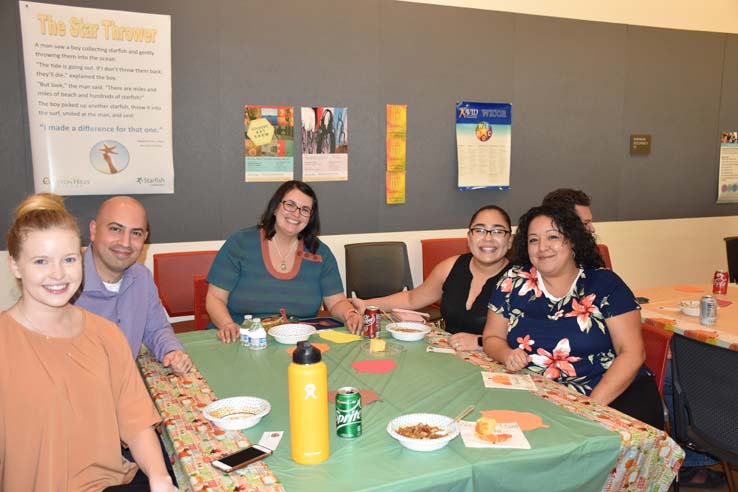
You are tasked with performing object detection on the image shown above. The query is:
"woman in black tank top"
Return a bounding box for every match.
[349,205,513,352]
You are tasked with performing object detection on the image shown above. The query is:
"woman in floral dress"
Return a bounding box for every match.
[482,205,663,429]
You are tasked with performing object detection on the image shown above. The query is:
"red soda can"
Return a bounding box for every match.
[363,306,380,338]
[713,270,728,295]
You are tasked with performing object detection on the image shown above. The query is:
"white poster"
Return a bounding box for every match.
[19,1,173,195]
[455,101,511,190]
[717,131,738,204]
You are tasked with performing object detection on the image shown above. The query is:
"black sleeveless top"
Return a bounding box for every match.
[440,254,511,335]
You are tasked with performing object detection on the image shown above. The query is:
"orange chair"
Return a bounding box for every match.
[153,251,218,317]
[642,320,673,396]
[596,243,613,270]
[193,274,211,330]
[420,238,469,280]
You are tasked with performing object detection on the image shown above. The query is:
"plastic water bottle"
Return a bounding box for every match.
[288,341,329,464]
[249,318,267,350]
[240,315,253,346]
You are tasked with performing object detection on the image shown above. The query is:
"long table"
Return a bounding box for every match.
[139,329,683,492]
[635,283,738,351]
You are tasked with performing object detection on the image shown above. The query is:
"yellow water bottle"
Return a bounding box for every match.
[288,341,329,464]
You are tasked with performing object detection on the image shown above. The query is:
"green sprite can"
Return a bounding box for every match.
[336,387,362,439]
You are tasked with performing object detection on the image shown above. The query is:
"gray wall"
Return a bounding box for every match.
[2,0,738,244]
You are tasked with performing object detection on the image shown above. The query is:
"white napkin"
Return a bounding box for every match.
[458,420,531,449]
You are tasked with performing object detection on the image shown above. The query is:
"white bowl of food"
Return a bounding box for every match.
[680,300,701,317]
[202,396,271,431]
[386,322,431,342]
[386,413,459,451]
[268,323,316,344]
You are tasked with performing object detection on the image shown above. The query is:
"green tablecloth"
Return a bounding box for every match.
[180,330,621,492]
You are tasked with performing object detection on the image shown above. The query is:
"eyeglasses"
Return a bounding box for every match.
[469,227,510,239]
[281,200,313,217]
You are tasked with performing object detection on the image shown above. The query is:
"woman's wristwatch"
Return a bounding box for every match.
[477,336,483,347]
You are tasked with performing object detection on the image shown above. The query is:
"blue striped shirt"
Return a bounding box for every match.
[208,226,343,321]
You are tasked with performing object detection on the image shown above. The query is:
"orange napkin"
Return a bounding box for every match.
[287,342,330,355]
[674,285,704,293]
[480,410,549,431]
[351,359,397,374]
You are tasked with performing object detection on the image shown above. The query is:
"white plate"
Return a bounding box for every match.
[202,396,271,431]
[268,323,316,344]
[387,413,459,451]
[360,340,406,357]
[386,322,431,342]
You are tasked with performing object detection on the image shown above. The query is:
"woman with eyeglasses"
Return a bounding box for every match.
[482,205,663,429]
[350,205,513,352]
[206,180,362,343]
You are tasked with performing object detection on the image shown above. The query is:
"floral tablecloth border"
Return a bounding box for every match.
[139,349,284,492]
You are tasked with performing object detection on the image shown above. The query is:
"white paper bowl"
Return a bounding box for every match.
[386,322,431,342]
[268,323,316,344]
[202,396,271,431]
[680,301,700,317]
[386,413,459,451]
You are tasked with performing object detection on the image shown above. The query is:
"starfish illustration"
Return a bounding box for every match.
[100,144,118,174]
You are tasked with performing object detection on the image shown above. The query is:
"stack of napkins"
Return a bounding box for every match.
[481,372,537,391]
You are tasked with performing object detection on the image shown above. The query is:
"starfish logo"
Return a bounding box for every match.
[90,140,130,175]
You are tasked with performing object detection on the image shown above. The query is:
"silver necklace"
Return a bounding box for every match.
[272,238,298,271]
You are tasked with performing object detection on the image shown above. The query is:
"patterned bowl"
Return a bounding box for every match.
[386,413,459,451]
[386,322,431,342]
[202,396,271,431]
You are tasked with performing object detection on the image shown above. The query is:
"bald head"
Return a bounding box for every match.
[95,196,147,224]
[89,196,149,283]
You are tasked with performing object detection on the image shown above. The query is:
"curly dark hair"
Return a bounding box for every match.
[468,204,511,230]
[511,205,604,269]
[541,188,591,209]
[259,180,321,253]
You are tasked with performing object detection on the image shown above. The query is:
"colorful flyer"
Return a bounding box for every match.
[244,105,294,182]
[386,171,406,204]
[717,131,738,203]
[386,104,407,204]
[301,107,348,182]
[456,101,512,190]
[386,104,407,172]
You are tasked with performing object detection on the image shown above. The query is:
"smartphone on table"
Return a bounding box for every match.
[211,444,272,473]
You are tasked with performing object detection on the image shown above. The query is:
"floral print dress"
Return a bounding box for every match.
[490,265,647,396]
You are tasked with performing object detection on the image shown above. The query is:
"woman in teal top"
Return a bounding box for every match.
[206,181,363,343]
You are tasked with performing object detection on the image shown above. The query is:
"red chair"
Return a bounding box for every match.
[153,251,218,332]
[642,320,673,396]
[420,238,469,280]
[596,244,613,270]
[193,275,211,330]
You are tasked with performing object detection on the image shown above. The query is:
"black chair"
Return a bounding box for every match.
[344,242,440,321]
[671,333,738,492]
[725,237,738,283]
[345,242,414,299]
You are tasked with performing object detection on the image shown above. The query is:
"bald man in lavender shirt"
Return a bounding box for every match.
[75,196,192,375]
